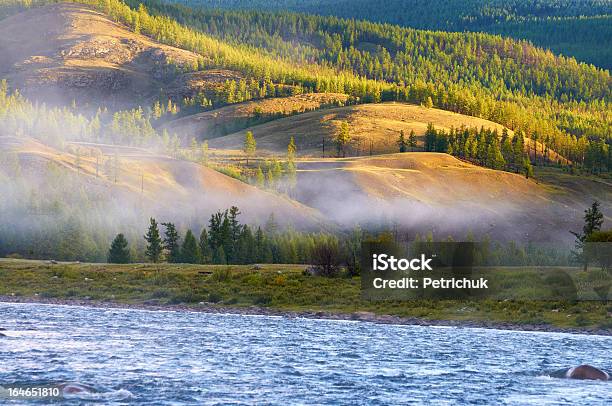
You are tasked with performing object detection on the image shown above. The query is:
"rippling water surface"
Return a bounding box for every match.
[1,302,610,405]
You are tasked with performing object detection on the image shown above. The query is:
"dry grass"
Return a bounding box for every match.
[206,102,504,155]
[1,135,324,228]
[0,3,203,107]
[163,92,349,139]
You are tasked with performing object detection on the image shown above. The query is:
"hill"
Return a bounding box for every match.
[0,135,324,231]
[0,2,226,107]
[203,102,565,164]
[162,93,349,140]
[292,153,612,242]
[176,0,612,70]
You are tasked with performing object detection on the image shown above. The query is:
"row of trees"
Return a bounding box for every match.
[110,206,355,266]
[174,0,612,69]
[5,0,609,158]
[421,124,533,177]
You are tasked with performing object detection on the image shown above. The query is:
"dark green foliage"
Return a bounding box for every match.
[108,233,131,263]
[176,0,612,69]
[162,222,181,263]
[398,130,407,153]
[571,201,605,270]
[199,228,212,264]
[144,218,163,263]
[181,229,201,263]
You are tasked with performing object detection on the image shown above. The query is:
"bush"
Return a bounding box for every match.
[309,239,341,277]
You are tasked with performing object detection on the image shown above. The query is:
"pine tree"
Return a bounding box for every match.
[181,229,201,264]
[335,121,351,157]
[200,140,209,166]
[408,130,417,152]
[287,136,297,161]
[162,222,181,263]
[255,165,265,187]
[424,123,437,152]
[144,218,162,263]
[213,246,227,264]
[199,228,212,264]
[424,96,434,108]
[522,157,533,179]
[398,130,407,153]
[571,201,605,271]
[243,131,256,165]
[108,233,130,263]
[227,206,242,262]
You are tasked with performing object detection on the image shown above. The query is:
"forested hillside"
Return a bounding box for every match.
[1,0,610,172]
[174,0,612,70]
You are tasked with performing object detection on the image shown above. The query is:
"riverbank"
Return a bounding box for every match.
[1,295,611,336]
[1,259,610,335]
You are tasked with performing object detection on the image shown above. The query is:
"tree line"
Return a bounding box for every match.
[3,0,609,162]
[175,0,612,70]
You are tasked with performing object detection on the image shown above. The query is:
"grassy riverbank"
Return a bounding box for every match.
[0,259,610,332]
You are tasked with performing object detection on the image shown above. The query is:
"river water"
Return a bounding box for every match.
[0,302,610,405]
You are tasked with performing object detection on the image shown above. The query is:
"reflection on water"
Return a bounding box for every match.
[0,303,610,405]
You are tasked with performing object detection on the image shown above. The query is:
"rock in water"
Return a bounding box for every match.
[58,382,97,395]
[566,365,609,381]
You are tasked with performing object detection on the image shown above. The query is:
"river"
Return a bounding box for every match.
[1,302,610,405]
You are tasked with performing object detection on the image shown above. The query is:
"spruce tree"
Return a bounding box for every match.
[108,233,131,264]
[571,201,605,271]
[287,136,297,161]
[255,166,265,187]
[335,121,351,157]
[244,131,256,165]
[408,130,417,151]
[144,218,162,263]
[424,123,437,152]
[199,228,212,264]
[398,130,407,153]
[162,222,181,263]
[181,230,201,264]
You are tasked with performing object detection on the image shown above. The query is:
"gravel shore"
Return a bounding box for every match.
[1,295,610,336]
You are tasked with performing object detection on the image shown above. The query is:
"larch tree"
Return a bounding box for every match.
[243,131,256,165]
[144,218,162,263]
[108,233,131,264]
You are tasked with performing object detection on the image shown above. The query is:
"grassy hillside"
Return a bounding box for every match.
[2,0,609,148]
[0,259,609,330]
[0,2,206,107]
[289,153,612,242]
[163,93,349,140]
[205,102,516,155]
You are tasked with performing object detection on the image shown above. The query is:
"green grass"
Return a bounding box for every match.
[0,259,609,330]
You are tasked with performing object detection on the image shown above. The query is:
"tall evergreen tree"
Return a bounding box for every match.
[162,222,181,263]
[199,228,212,264]
[181,229,201,264]
[408,130,417,152]
[335,121,351,158]
[398,130,407,153]
[144,218,162,263]
[108,233,131,263]
[243,131,256,165]
[571,201,605,270]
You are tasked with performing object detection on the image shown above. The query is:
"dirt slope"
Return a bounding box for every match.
[0,3,223,107]
[163,93,349,140]
[0,135,324,229]
[206,102,513,156]
[293,153,611,242]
